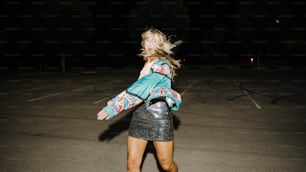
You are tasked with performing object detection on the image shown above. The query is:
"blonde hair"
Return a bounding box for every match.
[138,28,182,79]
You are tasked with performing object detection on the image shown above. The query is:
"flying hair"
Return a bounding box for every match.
[138,28,183,79]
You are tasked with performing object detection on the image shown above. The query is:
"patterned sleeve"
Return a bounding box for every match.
[147,87,182,111]
[103,90,142,119]
[103,73,166,118]
[102,61,171,119]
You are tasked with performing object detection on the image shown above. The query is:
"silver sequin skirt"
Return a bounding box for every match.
[128,101,174,141]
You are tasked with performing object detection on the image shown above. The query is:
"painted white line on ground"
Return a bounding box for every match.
[93,84,123,105]
[213,79,228,83]
[28,93,61,102]
[72,85,94,92]
[94,97,110,105]
[291,131,305,135]
[242,89,262,109]
[27,85,94,102]
[254,118,266,122]
[276,144,293,148]
[280,118,293,122]
[4,84,62,94]
[291,158,306,161]
[234,80,262,110]
[292,80,305,83]
[265,80,280,83]
[181,79,197,96]
[7,106,20,109]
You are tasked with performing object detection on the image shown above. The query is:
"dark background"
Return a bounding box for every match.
[1,0,306,70]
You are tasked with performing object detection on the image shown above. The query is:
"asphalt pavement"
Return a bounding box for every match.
[0,68,306,172]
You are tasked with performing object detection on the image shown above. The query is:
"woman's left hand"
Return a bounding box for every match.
[97,109,111,120]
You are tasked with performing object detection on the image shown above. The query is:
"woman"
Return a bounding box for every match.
[97,28,182,172]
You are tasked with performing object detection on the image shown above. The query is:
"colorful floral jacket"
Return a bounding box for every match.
[102,60,182,119]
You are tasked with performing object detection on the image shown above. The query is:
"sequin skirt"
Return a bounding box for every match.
[128,101,174,141]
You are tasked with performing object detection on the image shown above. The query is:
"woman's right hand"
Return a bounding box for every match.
[97,109,111,120]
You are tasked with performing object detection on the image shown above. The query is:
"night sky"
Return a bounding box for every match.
[1,0,306,69]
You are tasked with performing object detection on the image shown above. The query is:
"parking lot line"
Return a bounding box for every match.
[181,79,197,96]
[234,80,262,110]
[26,84,96,103]
[72,85,94,92]
[1,84,62,95]
[27,93,61,102]
[94,97,110,105]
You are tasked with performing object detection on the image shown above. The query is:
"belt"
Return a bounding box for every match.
[145,98,170,119]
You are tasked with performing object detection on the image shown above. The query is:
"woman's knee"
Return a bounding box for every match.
[159,158,177,171]
[127,136,148,170]
[127,156,142,170]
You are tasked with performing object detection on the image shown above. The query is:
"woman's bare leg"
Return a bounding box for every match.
[127,136,148,172]
[153,141,178,172]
